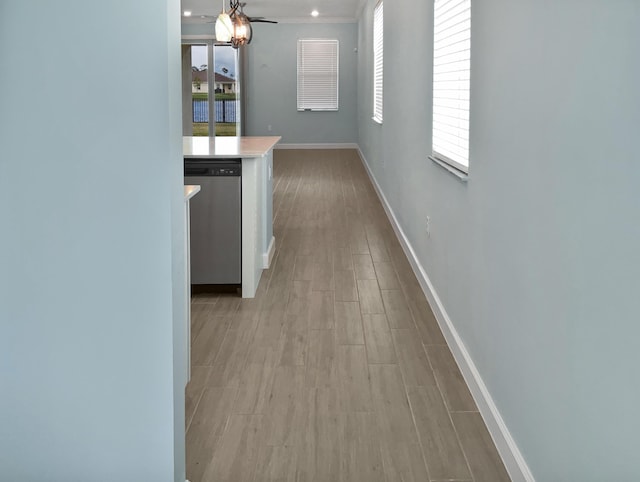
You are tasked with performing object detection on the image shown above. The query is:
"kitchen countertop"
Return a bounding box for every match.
[183,136,281,159]
[184,185,201,201]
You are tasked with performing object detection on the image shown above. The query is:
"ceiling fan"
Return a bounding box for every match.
[235,1,278,25]
[212,0,277,48]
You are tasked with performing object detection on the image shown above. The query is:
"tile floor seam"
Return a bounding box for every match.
[422,341,476,481]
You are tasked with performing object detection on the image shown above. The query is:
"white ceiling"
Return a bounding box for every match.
[181,0,364,23]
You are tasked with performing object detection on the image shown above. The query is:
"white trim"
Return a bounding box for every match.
[356,147,535,482]
[275,143,359,150]
[263,236,276,269]
[181,34,216,40]
[270,17,357,24]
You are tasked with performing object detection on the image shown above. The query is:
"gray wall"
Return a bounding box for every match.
[181,22,358,144]
[358,0,640,480]
[0,1,186,480]
[245,22,358,144]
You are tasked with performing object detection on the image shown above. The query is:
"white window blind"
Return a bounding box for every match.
[432,0,471,172]
[373,1,384,123]
[297,39,339,111]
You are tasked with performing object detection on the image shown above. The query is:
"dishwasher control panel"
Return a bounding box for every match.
[212,166,241,176]
[184,159,242,177]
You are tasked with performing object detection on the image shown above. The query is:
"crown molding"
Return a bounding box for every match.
[356,0,369,18]
[260,17,357,24]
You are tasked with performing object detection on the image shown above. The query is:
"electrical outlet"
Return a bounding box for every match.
[267,124,272,131]
[426,216,431,237]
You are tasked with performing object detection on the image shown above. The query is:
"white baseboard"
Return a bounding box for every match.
[263,236,276,269]
[356,147,535,482]
[275,143,359,150]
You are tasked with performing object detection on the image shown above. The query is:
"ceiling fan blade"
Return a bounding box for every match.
[248,18,278,23]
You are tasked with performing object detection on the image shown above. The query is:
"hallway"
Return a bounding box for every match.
[185,149,510,481]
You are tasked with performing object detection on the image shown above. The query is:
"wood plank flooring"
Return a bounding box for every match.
[186,149,511,482]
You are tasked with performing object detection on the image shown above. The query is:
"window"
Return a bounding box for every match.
[297,39,339,111]
[182,41,240,137]
[432,0,471,173]
[373,1,384,123]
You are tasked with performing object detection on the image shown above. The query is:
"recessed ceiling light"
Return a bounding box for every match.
[183,10,192,16]
[311,10,319,17]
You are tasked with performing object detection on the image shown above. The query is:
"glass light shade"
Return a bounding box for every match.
[231,13,252,47]
[215,12,233,42]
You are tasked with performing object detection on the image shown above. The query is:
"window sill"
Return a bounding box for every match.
[298,108,339,112]
[372,116,383,125]
[429,156,469,182]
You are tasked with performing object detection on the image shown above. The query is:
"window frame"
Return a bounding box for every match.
[296,38,340,112]
[431,0,471,174]
[372,0,384,124]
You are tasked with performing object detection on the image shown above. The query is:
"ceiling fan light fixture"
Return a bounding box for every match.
[231,13,252,48]
[215,1,275,48]
[229,2,253,49]
[215,12,233,42]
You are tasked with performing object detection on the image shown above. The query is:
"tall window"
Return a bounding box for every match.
[297,39,339,111]
[373,1,384,123]
[181,41,240,137]
[432,0,471,172]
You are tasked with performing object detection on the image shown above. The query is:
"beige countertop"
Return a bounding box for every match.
[184,185,201,201]
[183,136,281,159]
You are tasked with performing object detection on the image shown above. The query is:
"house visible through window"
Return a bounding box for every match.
[297,39,339,111]
[373,0,383,123]
[432,0,471,173]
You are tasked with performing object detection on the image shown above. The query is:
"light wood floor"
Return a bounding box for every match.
[186,149,511,482]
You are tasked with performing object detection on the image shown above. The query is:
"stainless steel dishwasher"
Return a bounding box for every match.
[184,159,241,285]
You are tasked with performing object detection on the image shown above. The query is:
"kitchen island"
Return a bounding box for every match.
[183,136,281,298]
